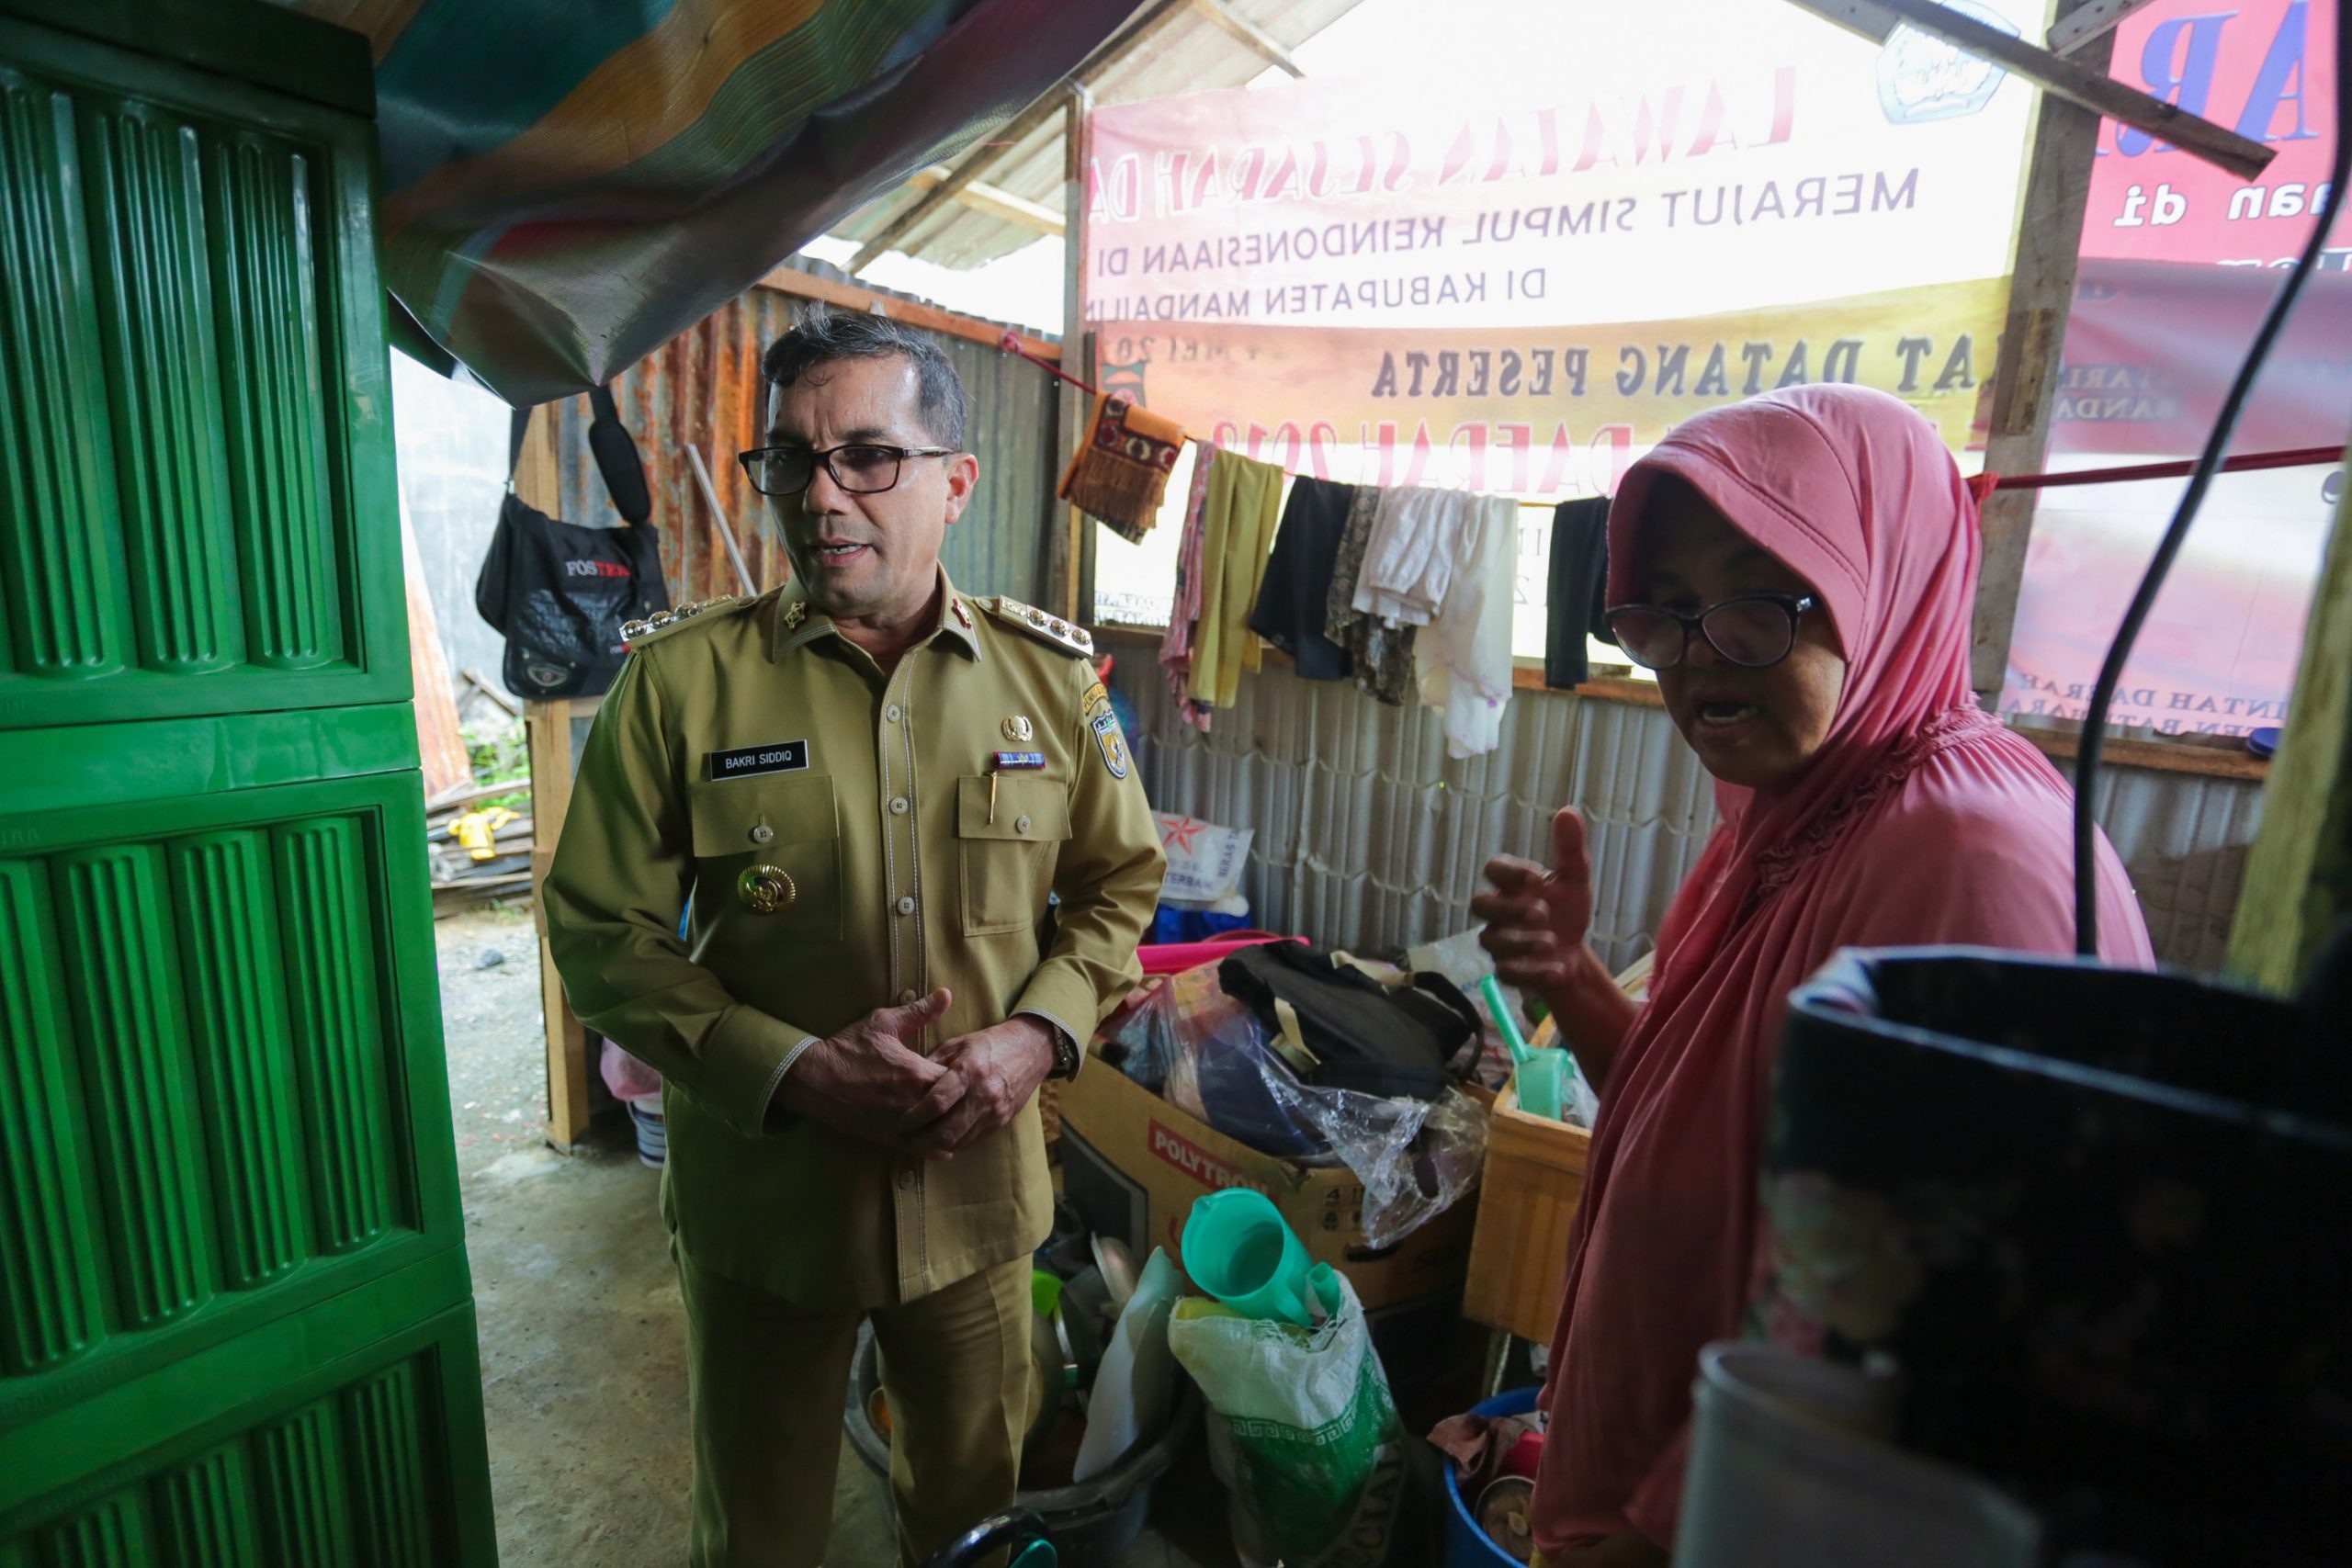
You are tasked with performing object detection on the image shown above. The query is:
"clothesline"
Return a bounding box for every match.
[996,332,2340,498]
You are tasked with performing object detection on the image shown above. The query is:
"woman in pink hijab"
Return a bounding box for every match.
[1473,384,2154,1566]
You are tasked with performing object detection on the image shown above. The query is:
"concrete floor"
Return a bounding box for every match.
[435,907,1235,1568]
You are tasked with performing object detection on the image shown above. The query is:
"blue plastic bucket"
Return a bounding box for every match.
[1442,1385,1542,1566]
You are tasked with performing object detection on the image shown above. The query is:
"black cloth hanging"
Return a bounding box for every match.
[1544,496,1613,688]
[474,389,670,700]
[1249,476,1357,680]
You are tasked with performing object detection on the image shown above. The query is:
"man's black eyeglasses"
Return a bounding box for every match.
[1603,593,1817,672]
[737,443,956,498]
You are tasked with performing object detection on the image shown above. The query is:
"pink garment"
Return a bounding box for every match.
[1530,386,2154,1557]
[1158,442,1218,732]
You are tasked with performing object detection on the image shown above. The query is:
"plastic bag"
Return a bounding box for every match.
[1108,965,1487,1247]
[1170,1269,1411,1567]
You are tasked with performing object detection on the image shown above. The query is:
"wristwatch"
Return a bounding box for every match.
[1043,1020,1082,1081]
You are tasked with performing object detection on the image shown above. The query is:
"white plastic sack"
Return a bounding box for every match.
[1169,1270,1407,1566]
[1155,812,1254,905]
[1073,1248,1182,1483]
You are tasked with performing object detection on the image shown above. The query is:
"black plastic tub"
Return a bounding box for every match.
[1757,946,2352,1565]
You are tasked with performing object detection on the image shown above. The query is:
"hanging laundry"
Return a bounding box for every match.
[1325,486,1418,706]
[1417,495,1521,758]
[1060,394,1184,542]
[1189,451,1287,710]
[1352,486,1471,626]
[1248,476,1356,681]
[1544,496,1613,689]
[1158,443,1220,732]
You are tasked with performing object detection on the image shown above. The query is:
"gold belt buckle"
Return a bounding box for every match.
[736,864,797,915]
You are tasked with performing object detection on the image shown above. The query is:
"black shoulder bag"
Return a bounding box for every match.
[474,387,671,699]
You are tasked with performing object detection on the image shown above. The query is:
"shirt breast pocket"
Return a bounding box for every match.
[955,775,1070,937]
[688,773,842,944]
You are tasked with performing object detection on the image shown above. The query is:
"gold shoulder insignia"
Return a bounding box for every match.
[621,594,756,650]
[978,595,1094,659]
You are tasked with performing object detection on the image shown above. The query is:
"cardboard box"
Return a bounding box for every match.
[1056,1053,1478,1312]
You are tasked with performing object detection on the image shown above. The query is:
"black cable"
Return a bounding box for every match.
[2073,0,2352,955]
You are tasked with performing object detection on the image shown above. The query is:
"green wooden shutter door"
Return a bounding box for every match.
[0,5,497,1562]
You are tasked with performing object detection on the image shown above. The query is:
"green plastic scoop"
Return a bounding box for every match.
[1482,974,1567,1122]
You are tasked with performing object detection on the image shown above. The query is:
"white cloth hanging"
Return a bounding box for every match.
[1417,494,1521,757]
[1351,485,1469,626]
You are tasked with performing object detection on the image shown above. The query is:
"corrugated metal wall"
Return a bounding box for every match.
[547,260,1060,606]
[1107,655,2260,976]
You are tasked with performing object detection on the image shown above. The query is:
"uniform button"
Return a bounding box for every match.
[898,1168,916,1191]
[885,703,903,723]
[1014,814,1032,835]
[899,988,919,1005]
[750,824,775,845]
[889,796,908,815]
[895,895,916,916]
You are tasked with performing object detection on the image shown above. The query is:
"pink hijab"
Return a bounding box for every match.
[1530,386,2154,1555]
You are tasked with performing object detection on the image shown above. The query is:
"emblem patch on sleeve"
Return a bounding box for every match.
[1089,709,1131,780]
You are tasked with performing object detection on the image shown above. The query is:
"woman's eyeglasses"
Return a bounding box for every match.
[736,442,956,497]
[1603,594,1817,672]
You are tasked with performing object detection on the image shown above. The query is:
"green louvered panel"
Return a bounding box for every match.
[150,1445,259,1568]
[0,67,129,686]
[253,1399,355,1565]
[0,7,491,1561]
[34,1492,148,1568]
[0,14,402,731]
[170,830,310,1291]
[344,1361,434,1568]
[52,843,216,1332]
[210,134,338,673]
[0,774,456,1425]
[0,857,105,1375]
[277,818,399,1252]
[3,1282,494,1563]
[81,97,242,677]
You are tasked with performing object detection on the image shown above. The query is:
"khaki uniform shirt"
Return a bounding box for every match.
[543,574,1164,1307]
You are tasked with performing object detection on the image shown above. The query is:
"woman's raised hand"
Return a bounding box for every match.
[1473,807,1597,1003]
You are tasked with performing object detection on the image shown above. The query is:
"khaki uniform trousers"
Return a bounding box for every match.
[677,1247,1034,1568]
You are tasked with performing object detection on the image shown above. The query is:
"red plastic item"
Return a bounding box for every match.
[1135,932,1292,976]
[1501,1428,1547,1480]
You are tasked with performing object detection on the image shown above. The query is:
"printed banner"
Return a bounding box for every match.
[2080,0,2339,267]
[1081,0,2042,490]
[1094,278,2007,496]
[2007,0,2345,735]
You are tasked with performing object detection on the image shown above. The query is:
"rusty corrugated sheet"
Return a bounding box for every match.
[548,261,1060,606]
[1106,654,2261,975]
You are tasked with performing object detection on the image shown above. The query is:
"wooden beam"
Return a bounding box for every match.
[754,265,1060,359]
[2047,0,2161,56]
[1785,0,2273,179]
[1057,85,1094,625]
[1188,0,1304,77]
[847,0,1191,274]
[1972,2,2113,695]
[908,166,1065,236]
[527,694,598,1152]
[2230,435,2352,992]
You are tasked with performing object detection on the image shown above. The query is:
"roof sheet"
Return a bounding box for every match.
[831,0,1367,270]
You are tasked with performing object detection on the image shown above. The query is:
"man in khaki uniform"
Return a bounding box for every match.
[543,310,1164,1567]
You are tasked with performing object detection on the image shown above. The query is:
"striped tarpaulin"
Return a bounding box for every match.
[295,0,1132,404]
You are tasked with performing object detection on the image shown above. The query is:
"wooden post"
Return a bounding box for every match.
[2228,435,2352,992]
[506,402,603,1151]
[1056,84,1095,624]
[526,695,594,1150]
[1971,6,2114,698]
